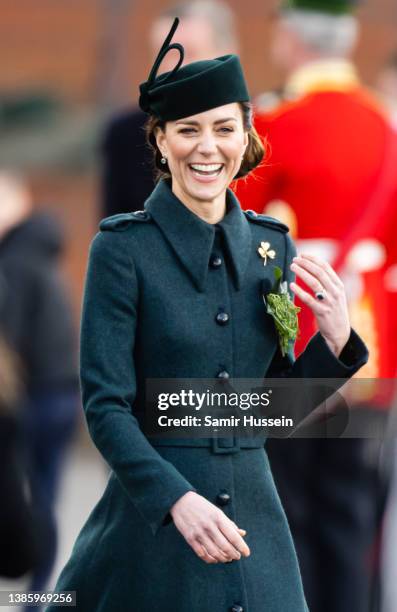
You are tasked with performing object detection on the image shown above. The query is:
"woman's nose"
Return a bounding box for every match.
[196,133,218,155]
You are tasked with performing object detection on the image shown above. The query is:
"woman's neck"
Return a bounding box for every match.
[171,181,227,225]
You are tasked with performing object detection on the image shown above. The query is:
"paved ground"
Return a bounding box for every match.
[1,440,396,611]
[0,439,107,612]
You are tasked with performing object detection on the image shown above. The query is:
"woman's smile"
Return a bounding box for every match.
[188,162,224,182]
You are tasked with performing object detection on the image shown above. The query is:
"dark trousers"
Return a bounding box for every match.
[267,437,388,612]
[22,390,78,612]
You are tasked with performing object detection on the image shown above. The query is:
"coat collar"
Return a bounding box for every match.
[144,179,252,292]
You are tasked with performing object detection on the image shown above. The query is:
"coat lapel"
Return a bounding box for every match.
[218,189,252,290]
[145,180,252,292]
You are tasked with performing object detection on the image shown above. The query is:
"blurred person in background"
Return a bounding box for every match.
[236,1,397,611]
[101,0,239,217]
[374,51,397,612]
[0,171,79,610]
[0,332,40,579]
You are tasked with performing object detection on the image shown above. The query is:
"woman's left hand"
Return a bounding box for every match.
[289,253,351,358]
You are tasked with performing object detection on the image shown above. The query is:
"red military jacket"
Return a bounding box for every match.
[235,60,397,390]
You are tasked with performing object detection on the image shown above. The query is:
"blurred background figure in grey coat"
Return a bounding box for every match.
[0,170,79,611]
[100,0,239,217]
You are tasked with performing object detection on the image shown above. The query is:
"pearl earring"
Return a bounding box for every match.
[161,156,167,164]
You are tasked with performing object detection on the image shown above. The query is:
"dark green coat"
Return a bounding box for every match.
[47,179,368,612]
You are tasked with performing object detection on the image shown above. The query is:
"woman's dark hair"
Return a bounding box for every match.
[144,101,266,181]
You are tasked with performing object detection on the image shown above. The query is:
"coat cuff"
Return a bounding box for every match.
[301,327,369,378]
[143,472,196,537]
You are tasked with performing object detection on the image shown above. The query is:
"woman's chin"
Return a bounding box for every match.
[187,185,225,203]
[183,177,229,202]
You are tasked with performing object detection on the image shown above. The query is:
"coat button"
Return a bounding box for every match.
[217,370,230,380]
[216,491,231,506]
[230,606,244,612]
[209,255,222,268]
[215,312,229,325]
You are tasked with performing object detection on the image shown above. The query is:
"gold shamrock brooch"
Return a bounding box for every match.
[258,241,276,265]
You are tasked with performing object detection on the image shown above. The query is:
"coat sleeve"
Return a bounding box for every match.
[80,231,196,536]
[264,233,369,430]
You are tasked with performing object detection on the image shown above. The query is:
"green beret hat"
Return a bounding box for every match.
[282,0,357,13]
[139,18,250,121]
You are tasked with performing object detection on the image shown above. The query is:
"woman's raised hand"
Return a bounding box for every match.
[289,253,351,357]
[170,491,250,564]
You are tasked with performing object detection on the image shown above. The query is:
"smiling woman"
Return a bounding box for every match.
[143,101,265,224]
[46,16,369,612]
[145,100,265,182]
[154,103,248,220]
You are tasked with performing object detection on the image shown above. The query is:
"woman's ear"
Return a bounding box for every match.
[154,126,167,159]
[243,131,249,149]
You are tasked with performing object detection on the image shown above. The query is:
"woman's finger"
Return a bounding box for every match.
[292,256,337,295]
[299,253,344,288]
[191,540,218,564]
[289,281,328,313]
[206,525,242,560]
[290,262,336,298]
[219,521,251,557]
[198,534,234,562]
[230,520,247,536]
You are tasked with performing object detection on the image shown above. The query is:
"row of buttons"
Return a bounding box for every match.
[211,251,244,612]
[212,253,229,379]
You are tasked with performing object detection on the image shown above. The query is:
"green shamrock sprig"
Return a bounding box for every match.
[264,266,301,357]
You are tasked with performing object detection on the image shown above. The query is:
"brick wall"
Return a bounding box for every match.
[0,0,101,103]
[0,0,396,106]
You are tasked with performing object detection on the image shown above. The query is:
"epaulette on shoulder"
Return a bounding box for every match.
[99,210,151,232]
[244,210,289,233]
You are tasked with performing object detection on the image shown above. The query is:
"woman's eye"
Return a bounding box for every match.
[179,128,196,134]
[218,127,234,133]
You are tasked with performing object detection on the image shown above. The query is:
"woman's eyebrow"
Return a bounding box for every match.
[214,117,238,124]
[175,117,238,126]
[175,120,199,125]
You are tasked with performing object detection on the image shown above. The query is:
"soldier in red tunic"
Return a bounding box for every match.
[235,1,397,611]
[236,1,397,375]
